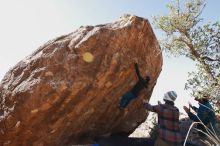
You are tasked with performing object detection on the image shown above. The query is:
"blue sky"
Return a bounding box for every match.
[0,0,219,111]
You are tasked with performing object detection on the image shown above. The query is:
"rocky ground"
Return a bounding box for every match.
[69,113,220,146]
[130,112,157,138]
[130,112,220,146]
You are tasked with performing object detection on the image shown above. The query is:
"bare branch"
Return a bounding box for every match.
[202,56,220,62]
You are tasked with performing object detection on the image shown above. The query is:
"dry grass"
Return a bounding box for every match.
[183,117,220,146]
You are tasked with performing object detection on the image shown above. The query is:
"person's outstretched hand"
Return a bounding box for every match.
[183,106,190,113]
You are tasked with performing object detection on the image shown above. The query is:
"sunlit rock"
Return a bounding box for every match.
[0,15,162,146]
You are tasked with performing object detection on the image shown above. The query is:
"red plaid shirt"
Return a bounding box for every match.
[144,103,182,145]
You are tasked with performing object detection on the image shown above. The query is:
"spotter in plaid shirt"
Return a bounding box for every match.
[144,102,182,145]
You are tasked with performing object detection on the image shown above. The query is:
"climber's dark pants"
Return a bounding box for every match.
[119,91,136,108]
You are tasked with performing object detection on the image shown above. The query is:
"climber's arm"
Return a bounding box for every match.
[191,106,198,113]
[134,63,142,80]
[187,112,200,122]
[134,63,151,88]
[143,76,150,88]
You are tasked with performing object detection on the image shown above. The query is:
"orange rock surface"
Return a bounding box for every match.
[0,15,162,146]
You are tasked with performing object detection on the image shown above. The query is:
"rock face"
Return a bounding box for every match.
[0,15,162,146]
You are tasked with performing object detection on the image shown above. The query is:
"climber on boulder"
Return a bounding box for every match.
[119,63,150,108]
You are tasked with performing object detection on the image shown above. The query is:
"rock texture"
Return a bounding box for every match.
[0,15,162,146]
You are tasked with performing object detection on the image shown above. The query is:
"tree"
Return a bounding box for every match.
[153,0,220,108]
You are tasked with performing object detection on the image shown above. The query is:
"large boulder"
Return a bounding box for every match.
[0,15,162,146]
